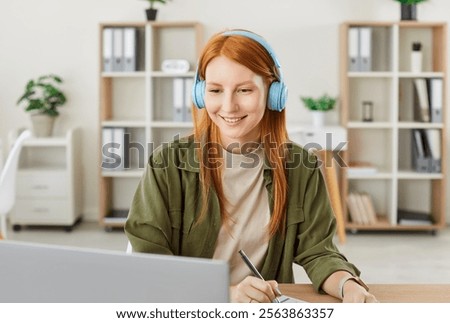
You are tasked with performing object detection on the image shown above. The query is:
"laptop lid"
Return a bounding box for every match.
[0,241,229,303]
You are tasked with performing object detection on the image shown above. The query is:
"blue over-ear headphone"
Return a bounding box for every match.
[191,30,288,112]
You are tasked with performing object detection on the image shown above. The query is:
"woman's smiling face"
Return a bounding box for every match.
[204,55,267,150]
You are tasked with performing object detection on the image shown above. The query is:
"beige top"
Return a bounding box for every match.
[213,147,270,285]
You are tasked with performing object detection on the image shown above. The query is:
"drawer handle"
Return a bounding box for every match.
[32,208,49,213]
[31,185,49,190]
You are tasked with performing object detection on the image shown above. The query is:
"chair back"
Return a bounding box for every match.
[0,130,32,214]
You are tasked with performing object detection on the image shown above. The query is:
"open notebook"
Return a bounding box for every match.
[0,240,229,302]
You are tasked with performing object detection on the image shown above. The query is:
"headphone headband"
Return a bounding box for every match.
[192,30,288,112]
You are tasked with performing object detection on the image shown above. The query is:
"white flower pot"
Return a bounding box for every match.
[311,111,325,127]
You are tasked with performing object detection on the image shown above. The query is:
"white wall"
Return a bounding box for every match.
[1,0,449,222]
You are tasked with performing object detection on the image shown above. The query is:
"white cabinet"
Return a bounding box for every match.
[99,21,203,229]
[10,128,82,231]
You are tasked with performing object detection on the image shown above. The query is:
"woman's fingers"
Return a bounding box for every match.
[230,276,279,303]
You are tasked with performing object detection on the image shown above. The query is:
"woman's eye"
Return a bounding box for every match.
[207,89,221,93]
[238,88,252,93]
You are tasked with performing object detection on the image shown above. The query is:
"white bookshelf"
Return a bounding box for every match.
[340,21,447,232]
[99,21,203,229]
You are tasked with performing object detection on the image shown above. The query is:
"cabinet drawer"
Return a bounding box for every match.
[17,172,67,197]
[12,199,71,224]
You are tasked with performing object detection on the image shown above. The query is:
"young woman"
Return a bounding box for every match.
[125,29,377,303]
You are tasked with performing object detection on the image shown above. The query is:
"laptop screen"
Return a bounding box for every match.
[0,241,229,303]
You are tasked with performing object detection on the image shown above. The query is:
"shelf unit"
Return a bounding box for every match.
[10,128,82,231]
[99,21,203,229]
[339,21,447,232]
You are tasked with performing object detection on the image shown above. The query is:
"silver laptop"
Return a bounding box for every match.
[0,240,229,303]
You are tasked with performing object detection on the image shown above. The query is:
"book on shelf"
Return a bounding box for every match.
[346,191,377,225]
[347,161,377,176]
[397,209,433,226]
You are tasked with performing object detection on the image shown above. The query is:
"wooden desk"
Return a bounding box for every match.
[280,284,450,303]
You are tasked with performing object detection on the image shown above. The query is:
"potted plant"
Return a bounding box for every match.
[140,0,168,21]
[394,0,428,21]
[300,94,337,127]
[17,74,67,137]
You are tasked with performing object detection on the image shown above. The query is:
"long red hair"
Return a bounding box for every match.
[193,30,289,237]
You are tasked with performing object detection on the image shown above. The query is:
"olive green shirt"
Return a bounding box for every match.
[125,137,360,292]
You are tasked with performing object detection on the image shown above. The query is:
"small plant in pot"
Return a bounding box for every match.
[17,74,67,137]
[301,94,337,127]
[140,0,168,21]
[394,0,428,21]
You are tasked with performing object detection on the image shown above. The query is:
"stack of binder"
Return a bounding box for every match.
[413,78,443,123]
[103,27,145,72]
[411,129,441,173]
[173,78,194,122]
[102,127,129,171]
[348,27,372,72]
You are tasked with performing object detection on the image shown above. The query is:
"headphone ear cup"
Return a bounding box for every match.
[192,80,206,109]
[267,81,287,112]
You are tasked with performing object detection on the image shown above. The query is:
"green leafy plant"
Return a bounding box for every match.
[17,74,67,117]
[394,0,427,4]
[301,94,337,112]
[140,0,168,9]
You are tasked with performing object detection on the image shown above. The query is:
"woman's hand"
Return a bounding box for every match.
[342,280,378,303]
[230,276,279,303]
[322,271,378,303]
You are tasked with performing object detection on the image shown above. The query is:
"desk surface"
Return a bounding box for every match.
[280,284,450,303]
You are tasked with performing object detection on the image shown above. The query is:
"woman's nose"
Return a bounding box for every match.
[221,92,238,112]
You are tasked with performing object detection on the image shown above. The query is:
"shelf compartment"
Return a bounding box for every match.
[398,77,444,124]
[100,177,140,224]
[397,179,444,227]
[150,23,201,72]
[347,178,395,226]
[100,24,146,73]
[151,77,194,123]
[101,127,147,172]
[348,78,393,123]
[345,25,393,72]
[347,128,394,173]
[399,25,446,73]
[398,128,442,174]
